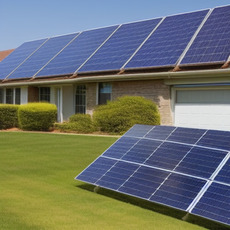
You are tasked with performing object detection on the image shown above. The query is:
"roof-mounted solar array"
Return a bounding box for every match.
[76,125,230,227]
[78,18,162,73]
[0,5,229,80]
[124,10,209,69]
[0,38,47,79]
[180,5,230,66]
[6,33,78,79]
[35,26,118,77]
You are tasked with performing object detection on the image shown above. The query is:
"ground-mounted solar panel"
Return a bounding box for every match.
[6,33,78,79]
[124,10,209,69]
[35,26,118,77]
[0,38,47,79]
[180,5,230,65]
[76,124,230,227]
[77,18,162,73]
[191,182,230,226]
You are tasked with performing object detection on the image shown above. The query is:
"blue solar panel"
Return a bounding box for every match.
[145,142,192,170]
[119,166,170,199]
[174,147,227,178]
[197,130,230,151]
[150,174,206,210]
[0,39,47,79]
[35,26,118,77]
[7,33,78,79]
[124,10,209,69]
[76,125,230,226]
[77,18,162,73]
[96,161,139,190]
[214,158,230,184]
[191,182,230,226]
[167,127,206,145]
[181,5,230,65]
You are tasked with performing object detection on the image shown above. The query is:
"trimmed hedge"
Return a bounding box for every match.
[0,104,19,129]
[55,114,96,133]
[18,103,57,131]
[93,96,160,134]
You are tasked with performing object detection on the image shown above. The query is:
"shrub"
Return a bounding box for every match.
[18,103,57,131]
[93,96,160,134]
[0,104,19,129]
[55,114,96,133]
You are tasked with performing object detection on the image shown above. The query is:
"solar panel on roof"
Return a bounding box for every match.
[35,26,118,77]
[0,39,47,79]
[180,5,230,65]
[76,124,230,226]
[124,10,209,69]
[77,18,162,73]
[6,33,78,79]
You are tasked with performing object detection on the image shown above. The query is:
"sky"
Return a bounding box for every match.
[1,0,230,51]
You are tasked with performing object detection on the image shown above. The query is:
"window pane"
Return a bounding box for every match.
[0,89,3,103]
[6,88,13,104]
[99,83,111,105]
[15,88,21,105]
[39,87,50,102]
[75,85,86,114]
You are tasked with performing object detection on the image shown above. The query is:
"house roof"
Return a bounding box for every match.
[0,49,14,62]
[0,5,230,85]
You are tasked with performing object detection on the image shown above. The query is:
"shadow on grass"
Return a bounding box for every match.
[77,183,230,230]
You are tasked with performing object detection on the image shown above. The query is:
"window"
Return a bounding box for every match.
[39,87,50,102]
[98,83,112,105]
[6,88,13,104]
[15,88,21,104]
[0,89,3,103]
[75,85,86,114]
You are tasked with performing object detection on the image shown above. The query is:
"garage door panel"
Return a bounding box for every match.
[175,101,230,131]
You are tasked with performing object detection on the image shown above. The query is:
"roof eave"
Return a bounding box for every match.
[0,68,230,87]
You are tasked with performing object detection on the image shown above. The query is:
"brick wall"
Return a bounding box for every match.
[112,80,172,125]
[85,80,172,125]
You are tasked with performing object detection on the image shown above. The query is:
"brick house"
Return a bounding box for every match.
[0,5,230,131]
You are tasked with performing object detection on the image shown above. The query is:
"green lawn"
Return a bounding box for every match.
[0,132,210,230]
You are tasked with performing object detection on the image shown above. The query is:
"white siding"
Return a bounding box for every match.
[62,85,74,121]
[20,87,28,104]
[175,89,230,131]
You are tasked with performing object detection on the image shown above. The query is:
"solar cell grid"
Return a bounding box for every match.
[191,182,230,226]
[36,26,118,77]
[0,39,47,79]
[150,173,206,210]
[181,5,230,65]
[214,158,230,184]
[7,33,78,79]
[125,10,209,69]
[78,18,162,73]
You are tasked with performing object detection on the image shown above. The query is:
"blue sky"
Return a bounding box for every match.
[1,0,230,50]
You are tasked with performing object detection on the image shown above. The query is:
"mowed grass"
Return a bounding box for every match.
[0,132,208,230]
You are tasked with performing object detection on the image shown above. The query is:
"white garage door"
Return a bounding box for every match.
[175,89,230,131]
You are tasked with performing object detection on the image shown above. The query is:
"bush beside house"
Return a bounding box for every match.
[18,103,57,131]
[93,96,160,134]
[0,104,19,129]
[55,114,96,133]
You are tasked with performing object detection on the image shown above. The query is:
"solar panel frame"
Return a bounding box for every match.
[0,38,48,80]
